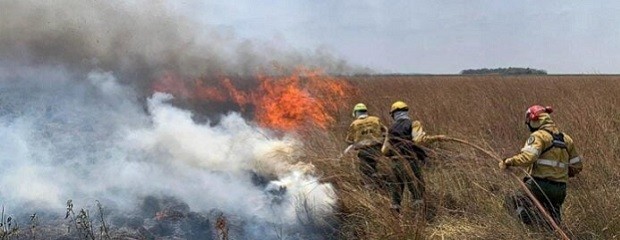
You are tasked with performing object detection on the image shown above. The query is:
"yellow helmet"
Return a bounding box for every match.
[390,101,408,114]
[352,103,368,117]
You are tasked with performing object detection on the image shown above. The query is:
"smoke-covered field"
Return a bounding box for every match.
[0,67,344,239]
[0,1,351,239]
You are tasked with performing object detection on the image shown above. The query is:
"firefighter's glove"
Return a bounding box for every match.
[568,167,578,178]
[498,158,509,170]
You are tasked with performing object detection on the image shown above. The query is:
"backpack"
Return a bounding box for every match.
[539,129,568,156]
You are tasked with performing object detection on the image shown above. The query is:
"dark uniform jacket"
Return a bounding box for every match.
[383,117,427,162]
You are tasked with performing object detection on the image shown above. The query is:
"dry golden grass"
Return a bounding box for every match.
[304,75,620,240]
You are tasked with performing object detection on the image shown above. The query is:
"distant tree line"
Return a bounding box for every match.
[460,67,547,75]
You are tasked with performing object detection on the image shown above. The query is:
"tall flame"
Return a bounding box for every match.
[151,68,351,131]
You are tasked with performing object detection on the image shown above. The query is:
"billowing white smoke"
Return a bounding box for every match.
[128,92,336,221]
[0,67,336,237]
[0,1,344,237]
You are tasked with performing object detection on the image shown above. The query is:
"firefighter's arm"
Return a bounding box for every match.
[566,135,583,177]
[381,137,390,155]
[412,120,443,144]
[381,126,395,156]
[504,134,544,167]
[412,121,429,144]
[381,123,388,138]
[345,124,355,144]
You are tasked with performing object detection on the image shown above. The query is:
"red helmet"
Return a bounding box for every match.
[525,105,553,122]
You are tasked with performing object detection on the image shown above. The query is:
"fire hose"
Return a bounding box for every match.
[433,135,570,240]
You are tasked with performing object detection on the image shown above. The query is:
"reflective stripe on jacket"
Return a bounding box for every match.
[505,124,582,183]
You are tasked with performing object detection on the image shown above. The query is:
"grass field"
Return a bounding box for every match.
[304,75,620,239]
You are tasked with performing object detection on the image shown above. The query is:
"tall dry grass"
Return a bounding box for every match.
[303,75,620,239]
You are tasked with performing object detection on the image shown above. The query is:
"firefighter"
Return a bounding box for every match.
[382,101,442,213]
[500,105,583,226]
[345,103,388,188]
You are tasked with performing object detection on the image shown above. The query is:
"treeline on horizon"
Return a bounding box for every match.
[460,67,547,75]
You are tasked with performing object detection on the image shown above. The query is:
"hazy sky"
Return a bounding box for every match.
[169,1,619,74]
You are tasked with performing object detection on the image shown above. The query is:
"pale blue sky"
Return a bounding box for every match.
[169,1,620,74]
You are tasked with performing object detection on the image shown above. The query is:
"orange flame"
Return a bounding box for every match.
[152,68,351,132]
[252,69,348,131]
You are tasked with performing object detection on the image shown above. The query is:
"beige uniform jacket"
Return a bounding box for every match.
[505,124,583,183]
[346,115,387,148]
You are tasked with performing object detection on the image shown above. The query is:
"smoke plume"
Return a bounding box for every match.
[0,68,337,238]
[0,0,365,90]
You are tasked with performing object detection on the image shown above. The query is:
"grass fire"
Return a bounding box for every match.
[152,68,351,132]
